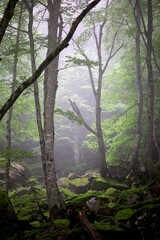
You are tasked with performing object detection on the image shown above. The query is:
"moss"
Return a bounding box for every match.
[67,190,101,206]
[53,218,69,226]
[105,187,117,196]
[93,177,128,190]
[0,157,6,167]
[69,177,89,187]
[115,208,133,220]
[93,221,124,232]
[108,202,118,209]
[60,188,77,199]
[119,187,142,199]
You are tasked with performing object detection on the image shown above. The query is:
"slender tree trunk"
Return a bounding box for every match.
[146,0,157,180]
[73,133,81,166]
[24,0,46,179]
[5,2,23,194]
[95,76,109,177]
[44,0,65,219]
[131,0,143,177]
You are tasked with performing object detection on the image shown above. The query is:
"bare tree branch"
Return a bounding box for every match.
[0,0,102,121]
[102,21,124,74]
[69,99,97,136]
[0,0,19,44]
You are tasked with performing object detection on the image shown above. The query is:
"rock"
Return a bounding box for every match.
[69,182,90,194]
[82,170,100,178]
[127,192,143,205]
[0,162,27,189]
[108,166,129,182]
[129,204,160,240]
[57,177,69,188]
[68,173,81,180]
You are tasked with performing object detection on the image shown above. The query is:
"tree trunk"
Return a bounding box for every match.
[131,0,143,177]
[95,89,109,177]
[44,0,65,219]
[24,0,46,179]
[5,2,23,194]
[146,0,157,180]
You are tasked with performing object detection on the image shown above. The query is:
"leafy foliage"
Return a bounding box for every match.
[54,108,84,125]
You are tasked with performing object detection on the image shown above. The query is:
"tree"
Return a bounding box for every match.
[23,0,46,181]
[134,0,159,179]
[130,0,143,177]
[43,0,65,219]
[69,0,123,177]
[5,1,23,193]
[145,0,157,179]
[0,0,19,44]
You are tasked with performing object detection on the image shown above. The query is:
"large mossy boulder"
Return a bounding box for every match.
[91,177,128,191]
[0,189,17,237]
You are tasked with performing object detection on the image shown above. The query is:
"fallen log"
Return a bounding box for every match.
[78,211,102,240]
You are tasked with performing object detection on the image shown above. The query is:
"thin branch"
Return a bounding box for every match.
[69,99,97,136]
[8,24,28,33]
[129,0,147,46]
[102,21,124,74]
[72,39,97,96]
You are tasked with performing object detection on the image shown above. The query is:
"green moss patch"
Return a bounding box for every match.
[69,177,89,187]
[115,208,133,220]
[53,218,69,226]
[94,221,124,232]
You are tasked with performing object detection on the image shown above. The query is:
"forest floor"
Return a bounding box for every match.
[1,170,160,240]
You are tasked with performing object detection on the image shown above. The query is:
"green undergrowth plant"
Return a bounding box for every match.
[9,181,48,221]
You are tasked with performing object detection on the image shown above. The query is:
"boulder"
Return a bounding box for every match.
[108,166,129,182]
[68,173,81,180]
[0,162,27,189]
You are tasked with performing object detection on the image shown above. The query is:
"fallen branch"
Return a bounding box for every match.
[78,211,102,240]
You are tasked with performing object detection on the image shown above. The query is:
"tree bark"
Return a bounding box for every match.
[5,1,23,193]
[43,0,65,219]
[0,0,19,44]
[146,0,157,180]
[24,0,46,179]
[0,0,102,121]
[131,0,143,177]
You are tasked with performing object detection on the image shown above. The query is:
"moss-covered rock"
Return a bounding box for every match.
[68,178,90,194]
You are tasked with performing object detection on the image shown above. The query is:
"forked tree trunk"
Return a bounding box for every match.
[44,0,65,218]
